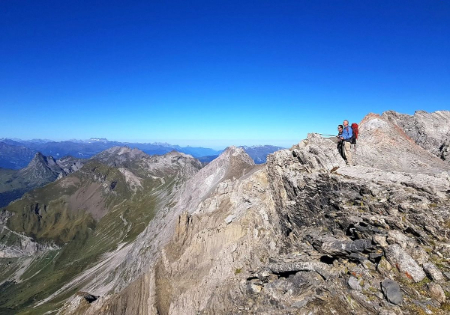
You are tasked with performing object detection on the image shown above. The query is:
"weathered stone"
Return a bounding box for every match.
[361,260,375,271]
[224,214,235,224]
[248,282,263,294]
[373,234,388,247]
[80,292,98,304]
[387,230,412,249]
[427,282,446,303]
[385,244,426,282]
[381,279,403,305]
[423,262,444,282]
[377,257,393,274]
[320,238,373,257]
[378,308,402,315]
[348,276,362,291]
[409,245,429,266]
[266,261,333,280]
[383,110,450,160]
[369,251,384,262]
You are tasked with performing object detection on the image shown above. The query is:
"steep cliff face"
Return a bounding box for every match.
[61,111,450,315]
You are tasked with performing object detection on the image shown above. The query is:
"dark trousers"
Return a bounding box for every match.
[337,140,346,161]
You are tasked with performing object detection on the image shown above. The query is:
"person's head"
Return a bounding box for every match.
[338,125,343,132]
[343,120,349,127]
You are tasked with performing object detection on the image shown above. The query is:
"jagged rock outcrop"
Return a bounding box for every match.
[18,152,63,182]
[80,147,256,296]
[382,110,450,161]
[5,111,450,314]
[354,113,449,172]
[56,156,85,177]
[92,146,202,180]
[92,146,149,167]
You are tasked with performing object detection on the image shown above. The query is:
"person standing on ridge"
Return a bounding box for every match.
[340,120,353,166]
[337,125,346,162]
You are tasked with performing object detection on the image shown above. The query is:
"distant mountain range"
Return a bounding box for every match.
[0,141,284,207]
[0,138,285,169]
[0,142,35,169]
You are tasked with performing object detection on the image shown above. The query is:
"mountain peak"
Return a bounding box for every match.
[92,146,148,166]
[18,152,62,184]
[29,152,56,166]
[220,146,254,163]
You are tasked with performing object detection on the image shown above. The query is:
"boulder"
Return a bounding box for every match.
[384,244,426,282]
[423,262,444,282]
[381,279,403,305]
[348,276,362,291]
[427,282,446,304]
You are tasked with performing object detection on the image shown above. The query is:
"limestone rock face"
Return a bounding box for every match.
[52,111,450,315]
[382,110,450,161]
[355,113,448,172]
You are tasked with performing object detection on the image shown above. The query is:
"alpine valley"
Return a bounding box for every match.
[1,110,449,315]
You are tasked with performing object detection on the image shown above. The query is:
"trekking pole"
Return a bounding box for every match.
[317,133,336,137]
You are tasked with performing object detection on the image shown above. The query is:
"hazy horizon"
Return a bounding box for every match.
[1,136,293,150]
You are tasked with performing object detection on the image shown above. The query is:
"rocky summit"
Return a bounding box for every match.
[1,110,449,315]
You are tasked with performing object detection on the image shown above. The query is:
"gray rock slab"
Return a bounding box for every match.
[381,279,403,305]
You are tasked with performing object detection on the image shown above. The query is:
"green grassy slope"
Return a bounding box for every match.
[0,154,197,314]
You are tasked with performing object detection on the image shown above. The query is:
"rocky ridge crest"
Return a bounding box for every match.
[50,111,450,314]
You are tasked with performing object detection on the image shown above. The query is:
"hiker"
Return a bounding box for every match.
[340,120,353,166]
[337,125,346,162]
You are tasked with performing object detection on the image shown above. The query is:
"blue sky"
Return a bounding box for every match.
[1,0,449,148]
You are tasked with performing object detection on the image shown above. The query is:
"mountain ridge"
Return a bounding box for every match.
[0,139,284,169]
[0,110,449,314]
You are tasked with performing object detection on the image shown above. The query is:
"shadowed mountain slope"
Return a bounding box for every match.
[0,153,85,207]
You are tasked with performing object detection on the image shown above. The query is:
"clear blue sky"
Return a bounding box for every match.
[1,0,449,148]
